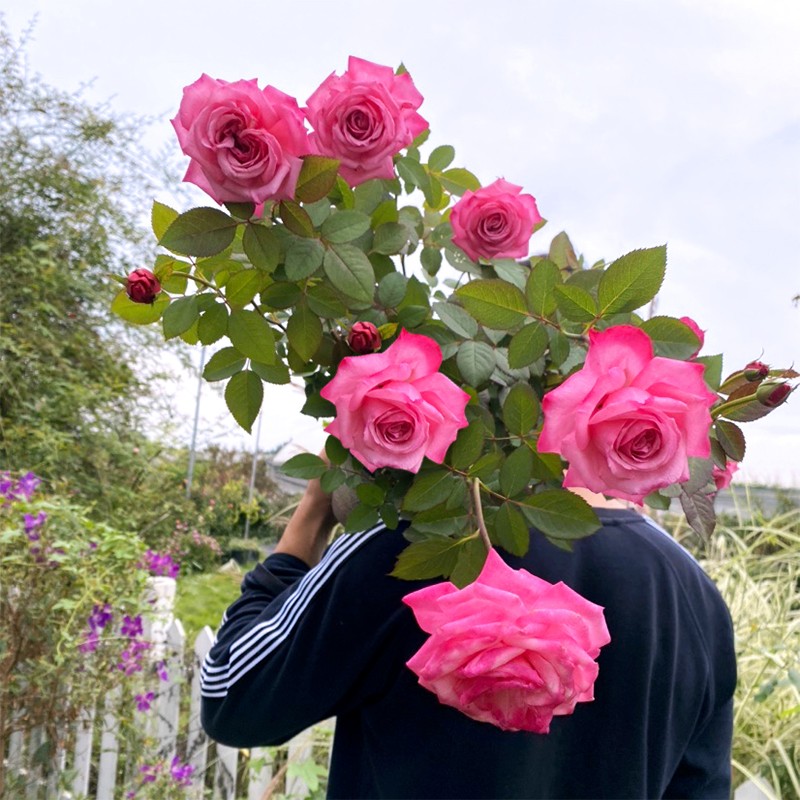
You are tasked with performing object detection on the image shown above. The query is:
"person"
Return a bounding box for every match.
[200,477,736,799]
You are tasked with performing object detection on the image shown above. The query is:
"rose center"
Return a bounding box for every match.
[620,425,662,461]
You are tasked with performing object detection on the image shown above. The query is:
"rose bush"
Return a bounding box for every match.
[403,549,610,733]
[126,268,161,304]
[539,325,718,504]
[320,330,469,473]
[450,178,543,262]
[305,56,428,186]
[171,74,309,204]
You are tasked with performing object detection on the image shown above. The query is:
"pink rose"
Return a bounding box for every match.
[126,269,161,304]
[450,178,543,263]
[679,316,705,357]
[712,461,739,491]
[320,330,469,473]
[539,325,717,503]
[347,321,382,354]
[403,549,610,733]
[172,75,309,204]
[305,56,428,186]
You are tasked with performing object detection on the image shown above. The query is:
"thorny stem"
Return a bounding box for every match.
[471,478,492,553]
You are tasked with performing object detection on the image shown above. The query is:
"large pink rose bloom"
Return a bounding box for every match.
[305,56,428,187]
[403,549,610,733]
[539,325,717,503]
[172,75,310,204]
[450,178,542,263]
[320,330,469,473]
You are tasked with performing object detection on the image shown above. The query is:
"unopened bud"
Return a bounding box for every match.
[126,269,161,304]
[756,381,792,408]
[743,360,769,381]
[347,321,382,354]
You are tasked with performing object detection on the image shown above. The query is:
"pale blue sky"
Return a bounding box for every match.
[4,0,798,484]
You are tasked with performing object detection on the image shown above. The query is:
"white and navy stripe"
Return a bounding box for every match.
[201,524,386,699]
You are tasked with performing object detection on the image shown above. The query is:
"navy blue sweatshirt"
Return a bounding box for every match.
[201,510,735,799]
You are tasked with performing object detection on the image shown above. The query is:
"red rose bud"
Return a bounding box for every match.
[755,381,792,408]
[126,269,161,304]
[347,321,382,354]
[744,360,770,381]
[679,316,705,356]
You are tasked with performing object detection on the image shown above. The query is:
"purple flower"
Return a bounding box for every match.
[78,631,100,654]
[120,614,143,638]
[141,549,180,579]
[88,603,114,632]
[23,511,47,541]
[138,762,159,783]
[134,691,155,712]
[117,639,150,675]
[170,756,194,787]
[15,472,41,502]
[156,660,169,682]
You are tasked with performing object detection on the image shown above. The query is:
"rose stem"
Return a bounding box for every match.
[470,478,492,553]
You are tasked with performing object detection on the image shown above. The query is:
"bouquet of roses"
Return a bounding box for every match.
[112,56,794,733]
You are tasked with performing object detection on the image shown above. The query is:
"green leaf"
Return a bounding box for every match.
[396,156,430,192]
[640,316,701,359]
[357,482,386,507]
[554,284,597,323]
[261,282,302,310]
[321,210,372,243]
[228,309,276,363]
[548,328,570,367]
[439,167,481,196]
[597,245,667,315]
[307,283,347,318]
[162,295,199,339]
[320,467,347,493]
[325,435,348,466]
[225,202,255,220]
[450,537,488,587]
[111,289,169,325]
[397,305,428,329]
[697,354,723,391]
[377,272,407,308]
[508,323,549,368]
[455,279,528,330]
[380,504,400,530]
[281,453,328,479]
[391,536,471,580]
[323,244,375,304]
[421,246,442,275]
[679,488,716,538]
[224,370,263,433]
[428,144,456,172]
[250,361,290,384]
[715,419,746,461]
[403,470,462,512]
[242,224,281,272]
[525,259,561,317]
[160,207,238,257]
[502,383,540,436]
[448,420,486,470]
[433,301,479,339]
[344,504,381,532]
[492,503,530,556]
[287,303,322,362]
[372,222,408,255]
[151,200,178,241]
[520,490,601,539]
[285,237,325,281]
[500,446,534,497]
[197,302,229,345]
[294,155,340,203]
[279,200,316,237]
[456,341,495,386]
[353,179,385,213]
[225,269,270,309]
[203,347,246,381]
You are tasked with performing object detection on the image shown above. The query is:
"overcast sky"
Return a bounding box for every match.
[5,0,799,485]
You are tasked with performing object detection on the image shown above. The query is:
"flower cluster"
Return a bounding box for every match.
[126,756,194,797]
[141,548,181,578]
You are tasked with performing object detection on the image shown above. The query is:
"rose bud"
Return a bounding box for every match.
[744,360,770,381]
[126,269,161,304]
[755,381,792,408]
[347,321,382,354]
[679,316,705,357]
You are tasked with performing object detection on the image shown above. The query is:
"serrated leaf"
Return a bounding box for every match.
[499,446,535,497]
[160,207,238,257]
[456,341,495,386]
[197,302,229,345]
[421,246,442,275]
[403,470,462,512]
[380,504,400,530]
[372,222,408,255]
[353,179,385,214]
[242,224,281,272]
[225,370,263,433]
[162,295,199,339]
[152,200,178,241]
[508,322,549,368]
[111,290,169,325]
[439,167,481,196]
[525,259,561,317]
[356,483,386,507]
[449,536,488,587]
[344,504,380,532]
[225,202,255,219]
[285,237,325,281]
[455,279,528,330]
[492,503,530,556]
[294,155,340,203]
[679,488,716,538]
[548,328,570,367]
[433,301,479,339]
[287,303,322,362]
[279,200,316,237]
[391,536,471,580]
[250,361,290,384]
[203,347,246,381]
[307,283,346,318]
[428,144,456,173]
[225,269,269,309]
[520,490,601,539]
[321,209,371,243]
[639,316,701,359]
[320,467,347,493]
[447,420,486,470]
[502,383,540,436]
[281,453,328,479]
[697,354,723,392]
[261,281,302,309]
[228,309,276,363]
[554,284,597,322]
[597,245,667,315]
[715,419,746,461]
[325,435,348,466]
[396,156,430,192]
[377,272,407,308]
[323,244,375,304]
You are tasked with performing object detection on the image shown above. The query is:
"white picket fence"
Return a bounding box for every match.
[4,578,332,799]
